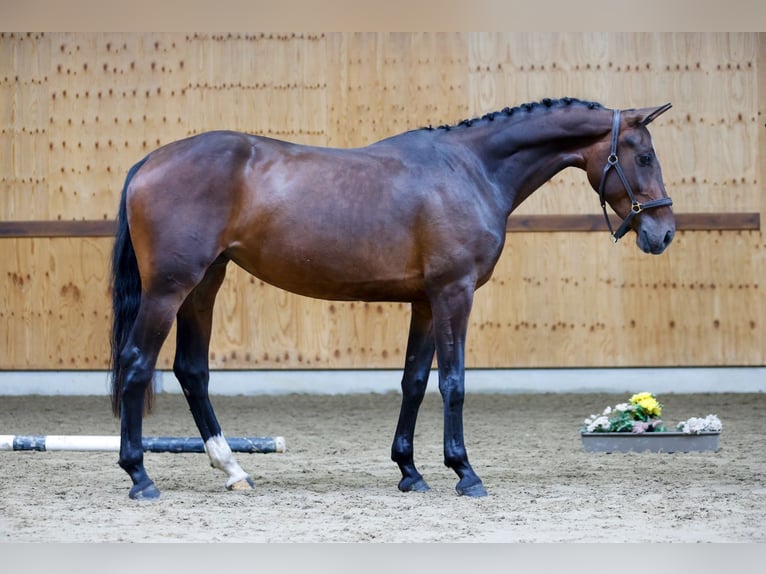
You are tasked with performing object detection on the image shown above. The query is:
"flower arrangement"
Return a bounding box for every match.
[581,392,722,435]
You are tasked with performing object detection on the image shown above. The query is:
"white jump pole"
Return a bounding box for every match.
[0,435,286,454]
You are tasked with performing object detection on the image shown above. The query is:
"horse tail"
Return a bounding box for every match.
[110,156,151,418]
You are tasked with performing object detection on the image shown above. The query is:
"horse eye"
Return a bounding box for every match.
[637,153,653,167]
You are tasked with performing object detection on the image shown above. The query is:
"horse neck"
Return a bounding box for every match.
[458,105,614,214]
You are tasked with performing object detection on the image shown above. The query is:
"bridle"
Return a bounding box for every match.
[598,109,673,243]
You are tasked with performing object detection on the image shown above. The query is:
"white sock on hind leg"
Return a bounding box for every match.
[204,434,251,487]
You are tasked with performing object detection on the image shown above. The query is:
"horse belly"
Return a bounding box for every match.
[225,229,424,302]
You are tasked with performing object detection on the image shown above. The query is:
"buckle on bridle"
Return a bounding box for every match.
[631,202,643,214]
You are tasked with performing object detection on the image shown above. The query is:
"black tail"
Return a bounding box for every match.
[110,156,152,417]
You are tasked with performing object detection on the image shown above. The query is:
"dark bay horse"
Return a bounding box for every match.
[110,97,675,500]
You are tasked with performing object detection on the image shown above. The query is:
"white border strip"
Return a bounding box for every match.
[0,368,763,395]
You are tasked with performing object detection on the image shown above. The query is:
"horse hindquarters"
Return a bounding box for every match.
[111,153,241,499]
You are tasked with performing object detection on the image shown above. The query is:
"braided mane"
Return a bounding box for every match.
[423,97,605,131]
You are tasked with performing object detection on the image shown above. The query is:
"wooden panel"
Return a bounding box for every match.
[325,32,468,148]
[760,33,766,232]
[469,231,763,367]
[0,33,763,371]
[2,32,760,220]
[1,231,762,369]
[1,33,50,220]
[1,237,114,369]
[467,32,761,218]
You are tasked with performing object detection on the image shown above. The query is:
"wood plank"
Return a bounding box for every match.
[505,212,761,232]
[673,212,761,231]
[0,220,117,237]
[0,212,759,238]
[760,32,766,227]
[507,214,609,232]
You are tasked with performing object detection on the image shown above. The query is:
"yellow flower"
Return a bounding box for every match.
[630,392,662,416]
[629,392,653,404]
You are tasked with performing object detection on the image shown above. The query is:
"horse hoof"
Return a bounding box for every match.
[227,476,255,491]
[129,480,161,501]
[456,479,487,498]
[398,476,430,493]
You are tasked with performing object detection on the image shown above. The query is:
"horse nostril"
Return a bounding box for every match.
[663,229,674,247]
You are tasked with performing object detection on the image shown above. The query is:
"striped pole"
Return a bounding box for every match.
[0,435,286,454]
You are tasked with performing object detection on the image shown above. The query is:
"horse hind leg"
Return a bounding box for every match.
[173,261,254,492]
[118,291,187,500]
[392,302,435,493]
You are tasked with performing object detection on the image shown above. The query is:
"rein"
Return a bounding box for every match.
[598,109,673,243]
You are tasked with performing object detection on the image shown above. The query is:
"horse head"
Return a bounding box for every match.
[585,103,676,254]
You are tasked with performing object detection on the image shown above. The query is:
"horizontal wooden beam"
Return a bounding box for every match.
[0,220,117,238]
[0,213,760,238]
[672,212,761,231]
[506,212,761,232]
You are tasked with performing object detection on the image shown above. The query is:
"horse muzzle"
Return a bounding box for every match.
[636,220,675,254]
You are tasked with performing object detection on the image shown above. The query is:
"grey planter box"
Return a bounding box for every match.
[580,431,720,453]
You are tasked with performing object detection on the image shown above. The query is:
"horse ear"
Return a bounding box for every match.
[627,103,672,127]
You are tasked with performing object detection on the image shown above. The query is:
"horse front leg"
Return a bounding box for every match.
[392,301,435,493]
[430,282,487,497]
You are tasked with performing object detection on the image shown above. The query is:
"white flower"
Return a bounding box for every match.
[702,414,722,432]
[677,414,722,434]
[587,416,611,433]
[615,403,629,412]
[602,406,612,416]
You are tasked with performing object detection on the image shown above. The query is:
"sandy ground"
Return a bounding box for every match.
[1,391,764,542]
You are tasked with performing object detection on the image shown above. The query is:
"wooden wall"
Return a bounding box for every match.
[1,32,763,370]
